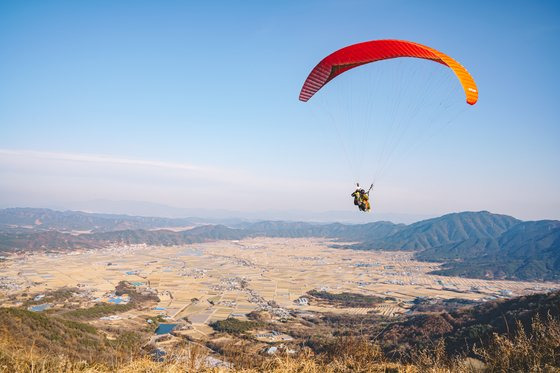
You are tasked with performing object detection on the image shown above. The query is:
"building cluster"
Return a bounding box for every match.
[354,262,377,268]
[259,302,291,319]
[179,268,207,279]
[212,276,248,292]
[294,297,309,306]
[217,300,237,307]
[255,330,294,342]
[0,276,24,292]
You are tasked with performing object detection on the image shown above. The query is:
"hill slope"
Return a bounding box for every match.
[381,290,560,359]
[1,291,559,372]
[0,307,141,364]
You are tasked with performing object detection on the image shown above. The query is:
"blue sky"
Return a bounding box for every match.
[0,0,559,221]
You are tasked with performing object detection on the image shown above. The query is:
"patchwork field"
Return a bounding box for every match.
[1,237,558,338]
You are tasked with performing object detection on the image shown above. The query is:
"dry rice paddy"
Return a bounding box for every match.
[1,237,558,337]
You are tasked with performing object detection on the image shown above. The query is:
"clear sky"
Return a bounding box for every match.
[1,0,559,221]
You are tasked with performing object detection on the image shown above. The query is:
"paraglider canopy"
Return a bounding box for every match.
[299,39,478,105]
[298,38,479,196]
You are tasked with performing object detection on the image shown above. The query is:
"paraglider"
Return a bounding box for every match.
[351,183,373,212]
[299,39,478,212]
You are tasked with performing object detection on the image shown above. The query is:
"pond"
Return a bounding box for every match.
[155,323,177,335]
[28,303,51,312]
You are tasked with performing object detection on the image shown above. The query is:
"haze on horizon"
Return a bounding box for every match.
[1,1,559,221]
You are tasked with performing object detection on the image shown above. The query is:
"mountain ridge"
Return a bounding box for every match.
[355,210,521,250]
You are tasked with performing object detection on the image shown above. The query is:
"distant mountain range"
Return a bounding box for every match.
[38,198,431,224]
[0,207,196,233]
[0,208,558,281]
